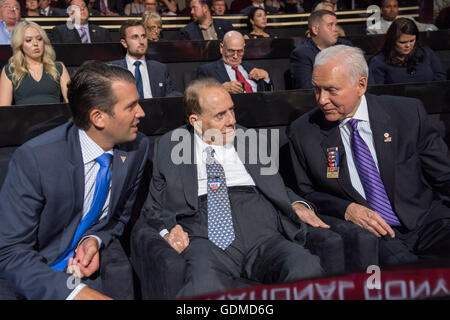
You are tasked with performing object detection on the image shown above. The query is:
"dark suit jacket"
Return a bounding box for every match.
[0,122,149,300]
[289,37,353,89]
[51,23,112,44]
[41,7,66,16]
[179,19,234,41]
[140,125,309,245]
[94,0,124,15]
[196,59,273,92]
[288,94,450,232]
[108,58,181,98]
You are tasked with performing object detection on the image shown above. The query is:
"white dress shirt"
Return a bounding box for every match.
[223,62,258,93]
[195,133,256,196]
[159,132,310,237]
[339,95,380,199]
[125,54,153,99]
[66,129,113,300]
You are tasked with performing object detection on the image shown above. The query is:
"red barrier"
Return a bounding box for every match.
[192,267,450,300]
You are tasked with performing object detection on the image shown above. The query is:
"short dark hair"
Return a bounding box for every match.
[183,77,222,122]
[247,7,265,31]
[383,17,422,72]
[191,0,211,11]
[308,9,336,32]
[120,19,145,40]
[68,60,136,130]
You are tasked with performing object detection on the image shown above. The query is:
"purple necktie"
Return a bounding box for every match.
[348,119,401,226]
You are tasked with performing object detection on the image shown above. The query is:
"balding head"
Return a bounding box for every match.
[0,0,20,28]
[221,31,245,67]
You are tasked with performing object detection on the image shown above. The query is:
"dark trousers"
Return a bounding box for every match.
[379,202,450,266]
[177,187,323,298]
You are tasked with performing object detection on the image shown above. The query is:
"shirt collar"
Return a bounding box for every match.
[339,95,369,128]
[74,23,89,30]
[79,129,113,165]
[126,54,146,67]
[194,130,233,156]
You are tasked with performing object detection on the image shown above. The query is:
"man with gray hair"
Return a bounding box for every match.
[288,44,450,267]
[0,0,20,44]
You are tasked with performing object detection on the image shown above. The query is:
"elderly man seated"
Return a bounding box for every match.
[196,30,273,94]
[0,0,20,44]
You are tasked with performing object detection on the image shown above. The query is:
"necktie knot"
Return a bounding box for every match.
[96,153,112,168]
[205,146,216,165]
[134,61,142,68]
[348,118,359,131]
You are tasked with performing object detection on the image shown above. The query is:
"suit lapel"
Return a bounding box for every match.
[58,125,85,255]
[366,95,396,206]
[109,146,129,216]
[146,61,159,97]
[180,129,198,209]
[217,60,232,83]
[320,120,367,205]
[88,25,96,42]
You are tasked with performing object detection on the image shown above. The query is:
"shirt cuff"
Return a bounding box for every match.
[160,229,169,238]
[78,235,102,250]
[292,200,312,211]
[264,78,271,84]
[66,283,86,300]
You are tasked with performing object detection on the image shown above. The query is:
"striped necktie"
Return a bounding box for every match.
[80,26,89,44]
[348,119,401,226]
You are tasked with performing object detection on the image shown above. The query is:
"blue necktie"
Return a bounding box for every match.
[51,153,113,271]
[134,61,144,99]
[348,119,401,226]
[206,147,235,250]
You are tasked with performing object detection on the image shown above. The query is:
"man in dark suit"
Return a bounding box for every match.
[51,0,111,43]
[240,0,277,15]
[289,10,352,89]
[0,61,149,300]
[196,30,273,94]
[39,0,66,15]
[288,44,450,266]
[108,20,181,99]
[138,77,326,297]
[94,0,123,15]
[180,0,233,40]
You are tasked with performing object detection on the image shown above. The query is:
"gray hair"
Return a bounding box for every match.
[314,45,368,84]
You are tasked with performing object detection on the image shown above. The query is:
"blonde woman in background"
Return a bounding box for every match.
[0,21,70,106]
[142,11,163,41]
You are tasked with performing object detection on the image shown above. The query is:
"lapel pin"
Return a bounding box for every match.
[326,147,339,179]
[384,133,392,143]
[120,156,126,163]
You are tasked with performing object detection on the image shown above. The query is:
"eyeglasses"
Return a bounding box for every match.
[1,4,20,11]
[147,25,162,31]
[225,49,244,56]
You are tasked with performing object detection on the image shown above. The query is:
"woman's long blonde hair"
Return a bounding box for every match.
[8,20,60,87]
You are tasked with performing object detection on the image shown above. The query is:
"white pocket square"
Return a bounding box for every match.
[159,82,163,87]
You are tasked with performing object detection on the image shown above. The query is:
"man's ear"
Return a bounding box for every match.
[120,38,128,49]
[220,42,223,55]
[311,25,319,37]
[89,109,106,129]
[357,76,368,96]
[188,114,199,128]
